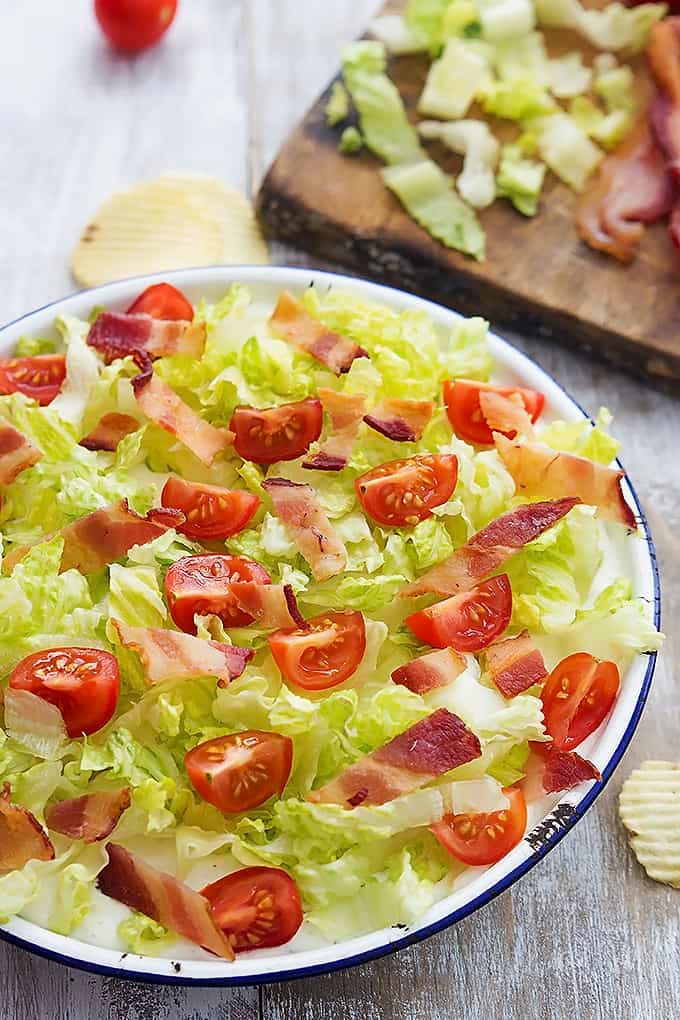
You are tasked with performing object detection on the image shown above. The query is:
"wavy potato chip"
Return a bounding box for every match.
[619,760,680,888]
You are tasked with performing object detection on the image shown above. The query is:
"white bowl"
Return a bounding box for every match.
[0,266,660,986]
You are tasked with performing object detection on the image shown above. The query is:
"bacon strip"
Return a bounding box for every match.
[391,648,467,695]
[262,478,347,581]
[524,742,601,797]
[0,783,54,875]
[46,788,131,842]
[87,312,206,362]
[483,631,547,698]
[479,391,534,440]
[401,497,580,597]
[302,389,367,471]
[494,435,635,528]
[111,620,253,687]
[308,709,481,808]
[133,373,234,467]
[364,399,434,443]
[268,291,369,375]
[227,582,306,629]
[0,422,42,485]
[648,19,680,179]
[79,413,140,452]
[98,843,234,960]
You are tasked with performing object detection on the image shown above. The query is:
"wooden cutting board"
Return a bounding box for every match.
[256,1,680,393]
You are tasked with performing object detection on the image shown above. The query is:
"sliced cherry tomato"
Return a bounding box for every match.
[541,652,620,751]
[165,554,271,633]
[355,454,458,527]
[126,282,193,320]
[230,399,323,465]
[9,647,120,738]
[444,380,545,446]
[201,867,302,952]
[94,0,178,54]
[185,731,293,813]
[161,478,260,540]
[268,610,366,692]
[431,786,527,866]
[0,354,66,406]
[406,575,512,652]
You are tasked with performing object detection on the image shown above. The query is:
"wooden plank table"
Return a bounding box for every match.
[1,2,678,1018]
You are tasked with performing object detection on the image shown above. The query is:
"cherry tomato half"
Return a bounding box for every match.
[126,282,193,320]
[10,647,120,738]
[444,380,545,446]
[431,786,527,866]
[165,554,271,633]
[161,478,260,540]
[95,0,178,54]
[185,731,293,813]
[0,354,66,406]
[541,652,620,751]
[406,575,512,652]
[268,610,366,692]
[201,867,303,952]
[230,399,323,465]
[355,454,459,527]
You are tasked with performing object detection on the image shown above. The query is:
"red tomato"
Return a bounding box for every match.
[431,786,527,866]
[355,454,459,527]
[94,0,178,53]
[0,354,66,406]
[230,399,323,465]
[201,867,303,952]
[185,731,293,813]
[406,575,512,652]
[444,380,545,446]
[161,478,260,540]
[9,647,120,738]
[541,653,620,751]
[268,610,366,691]
[126,282,193,320]
[165,554,271,633]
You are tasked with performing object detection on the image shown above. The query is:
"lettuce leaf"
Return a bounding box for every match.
[418,39,492,119]
[325,80,350,126]
[419,120,499,209]
[530,113,604,191]
[118,912,175,955]
[539,406,620,465]
[496,144,546,216]
[535,0,666,52]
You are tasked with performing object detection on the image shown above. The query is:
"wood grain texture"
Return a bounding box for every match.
[1,2,679,1019]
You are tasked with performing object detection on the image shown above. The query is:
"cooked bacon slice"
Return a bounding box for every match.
[79,413,140,452]
[308,709,481,808]
[401,497,580,597]
[227,582,306,629]
[111,620,253,687]
[391,648,466,695]
[133,373,233,467]
[479,391,534,439]
[524,742,601,797]
[0,783,54,875]
[87,312,206,362]
[0,422,42,485]
[303,389,367,471]
[268,291,368,375]
[494,435,635,529]
[648,19,680,180]
[45,788,131,842]
[262,478,347,581]
[364,398,434,443]
[98,843,234,960]
[483,631,547,698]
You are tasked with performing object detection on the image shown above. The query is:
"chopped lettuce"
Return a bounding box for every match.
[478,0,536,43]
[496,144,546,216]
[370,13,430,53]
[530,113,604,191]
[404,0,454,53]
[339,126,363,154]
[493,31,549,84]
[547,52,592,98]
[419,120,499,209]
[539,406,620,465]
[569,96,632,150]
[325,81,350,126]
[594,64,636,113]
[118,913,175,955]
[481,77,557,121]
[418,38,492,119]
[535,0,666,52]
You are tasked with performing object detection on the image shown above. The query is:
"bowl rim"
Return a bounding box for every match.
[0,265,661,987]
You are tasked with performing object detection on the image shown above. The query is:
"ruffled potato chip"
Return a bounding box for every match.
[619,760,680,888]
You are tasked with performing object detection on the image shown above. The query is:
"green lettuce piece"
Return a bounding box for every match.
[49,315,101,428]
[2,758,63,816]
[0,853,70,924]
[404,0,453,52]
[487,741,530,785]
[418,39,492,119]
[478,0,536,43]
[535,0,666,52]
[539,407,620,465]
[48,844,108,936]
[325,80,350,126]
[594,65,636,112]
[530,113,603,191]
[370,13,432,54]
[569,96,632,150]
[14,335,58,357]
[118,913,175,955]
[481,77,556,120]
[547,52,592,98]
[108,563,168,627]
[496,144,546,216]
[339,126,363,154]
[419,119,499,209]
[493,30,549,83]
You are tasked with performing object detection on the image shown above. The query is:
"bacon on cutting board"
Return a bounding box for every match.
[0,783,54,875]
[0,421,42,485]
[79,413,140,452]
[262,478,347,581]
[391,648,467,695]
[268,291,369,375]
[46,788,131,843]
[303,389,367,471]
[483,631,548,698]
[364,398,434,443]
[111,620,253,687]
[87,311,206,362]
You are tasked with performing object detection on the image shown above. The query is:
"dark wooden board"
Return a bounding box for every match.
[256,1,680,393]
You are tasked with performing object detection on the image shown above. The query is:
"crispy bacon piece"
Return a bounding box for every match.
[401,497,580,598]
[133,372,234,467]
[227,582,306,629]
[45,788,131,843]
[87,311,206,362]
[364,398,434,443]
[262,478,347,581]
[308,709,481,808]
[268,291,369,375]
[525,742,601,797]
[648,19,680,178]
[479,391,534,439]
[303,389,367,471]
[494,435,635,529]
[483,631,547,698]
[0,422,42,485]
[391,648,466,695]
[79,412,140,452]
[98,843,234,960]
[0,783,54,875]
[111,620,253,687]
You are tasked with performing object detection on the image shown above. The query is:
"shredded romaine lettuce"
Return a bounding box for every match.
[418,38,493,119]
[419,120,499,209]
[496,144,546,216]
[325,81,350,126]
[535,0,666,52]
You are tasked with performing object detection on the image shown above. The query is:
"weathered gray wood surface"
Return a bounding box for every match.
[1,2,678,1018]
